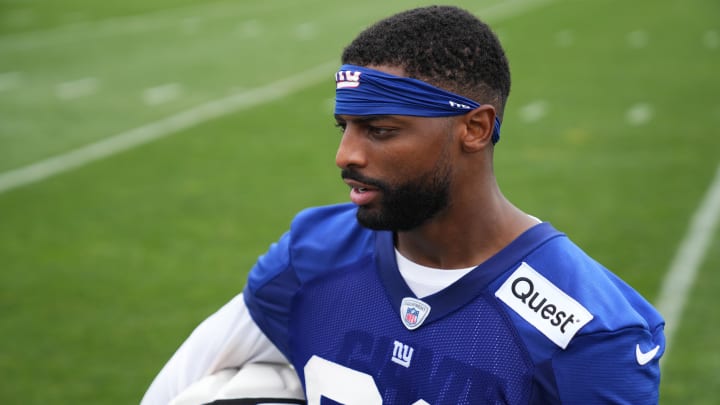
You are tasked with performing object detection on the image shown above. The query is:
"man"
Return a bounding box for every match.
[142,6,664,404]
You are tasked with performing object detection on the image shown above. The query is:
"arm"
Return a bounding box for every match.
[140,293,287,405]
[537,325,664,404]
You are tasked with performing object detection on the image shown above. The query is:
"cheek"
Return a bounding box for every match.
[368,128,454,180]
[383,150,445,186]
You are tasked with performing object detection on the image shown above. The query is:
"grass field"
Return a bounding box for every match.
[0,0,718,403]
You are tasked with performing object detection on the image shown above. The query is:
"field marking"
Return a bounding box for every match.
[0,72,23,92]
[519,100,549,122]
[56,77,99,100]
[0,0,559,194]
[143,83,183,106]
[181,17,202,35]
[236,20,263,38]
[0,0,296,51]
[627,30,649,48]
[0,61,337,194]
[656,163,720,359]
[555,30,574,47]
[704,30,719,49]
[294,22,318,41]
[625,103,653,126]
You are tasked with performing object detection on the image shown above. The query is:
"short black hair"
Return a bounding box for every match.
[341,6,511,118]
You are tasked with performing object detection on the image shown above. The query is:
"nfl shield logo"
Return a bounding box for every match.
[405,308,419,325]
[400,297,431,330]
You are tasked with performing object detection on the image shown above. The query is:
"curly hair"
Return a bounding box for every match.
[341,6,511,118]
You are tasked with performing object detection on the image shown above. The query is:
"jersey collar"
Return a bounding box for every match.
[374,223,565,328]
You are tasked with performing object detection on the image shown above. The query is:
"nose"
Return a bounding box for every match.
[335,125,367,169]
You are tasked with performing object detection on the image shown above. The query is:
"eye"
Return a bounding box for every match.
[367,125,396,139]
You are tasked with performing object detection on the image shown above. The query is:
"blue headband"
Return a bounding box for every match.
[334,64,501,143]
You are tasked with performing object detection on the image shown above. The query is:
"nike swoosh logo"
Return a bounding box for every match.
[635,344,660,366]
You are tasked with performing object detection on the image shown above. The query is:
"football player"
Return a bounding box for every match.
[142,6,664,404]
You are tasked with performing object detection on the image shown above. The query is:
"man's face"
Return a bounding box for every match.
[335,113,456,231]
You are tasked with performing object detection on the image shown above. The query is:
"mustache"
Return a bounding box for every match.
[341,169,386,190]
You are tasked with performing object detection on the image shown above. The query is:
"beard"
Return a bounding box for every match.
[341,153,452,232]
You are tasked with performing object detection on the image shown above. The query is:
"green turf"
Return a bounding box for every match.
[0,0,718,403]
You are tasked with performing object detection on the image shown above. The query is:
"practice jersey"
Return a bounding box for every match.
[244,204,665,404]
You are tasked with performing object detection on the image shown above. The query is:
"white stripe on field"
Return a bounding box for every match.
[0,61,336,194]
[0,0,559,194]
[656,163,720,358]
[0,71,23,91]
[555,30,574,47]
[143,83,183,106]
[294,22,318,41]
[55,77,99,100]
[0,0,281,51]
[236,20,263,38]
[627,29,649,49]
[519,100,549,122]
[626,103,653,126]
[704,30,719,49]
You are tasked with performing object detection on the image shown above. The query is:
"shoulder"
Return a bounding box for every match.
[493,231,664,350]
[243,204,377,355]
[529,235,664,335]
[289,203,375,276]
[290,203,367,248]
[492,232,664,401]
[248,203,375,290]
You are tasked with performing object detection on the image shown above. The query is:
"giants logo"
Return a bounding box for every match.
[391,340,414,368]
[495,262,593,349]
[336,70,362,89]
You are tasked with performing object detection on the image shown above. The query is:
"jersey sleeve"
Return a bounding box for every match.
[243,204,373,360]
[243,229,301,359]
[538,323,664,404]
[140,294,286,405]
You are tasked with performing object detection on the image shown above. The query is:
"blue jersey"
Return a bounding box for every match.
[244,204,664,404]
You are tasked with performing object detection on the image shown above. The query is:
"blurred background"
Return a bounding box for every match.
[0,0,718,403]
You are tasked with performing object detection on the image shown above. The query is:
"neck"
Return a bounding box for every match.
[394,181,537,270]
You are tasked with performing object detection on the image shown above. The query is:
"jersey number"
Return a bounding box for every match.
[303,355,429,405]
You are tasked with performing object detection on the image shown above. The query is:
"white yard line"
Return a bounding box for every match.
[0,0,288,51]
[627,29,649,49]
[0,71,23,92]
[236,20,263,38]
[0,0,559,194]
[656,164,720,358]
[0,61,336,194]
[55,77,99,100]
[143,83,183,106]
[294,22,318,41]
[625,102,654,126]
[519,100,549,122]
[555,29,575,47]
[703,30,719,49]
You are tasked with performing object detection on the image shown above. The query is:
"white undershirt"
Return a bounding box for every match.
[395,249,476,298]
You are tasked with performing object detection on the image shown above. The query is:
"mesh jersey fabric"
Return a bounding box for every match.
[243,204,664,404]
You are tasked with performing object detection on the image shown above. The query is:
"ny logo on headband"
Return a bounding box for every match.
[336,70,362,89]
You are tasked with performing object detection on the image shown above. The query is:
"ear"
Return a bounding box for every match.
[459,105,497,153]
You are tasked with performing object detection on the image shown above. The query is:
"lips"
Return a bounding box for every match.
[344,179,380,206]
